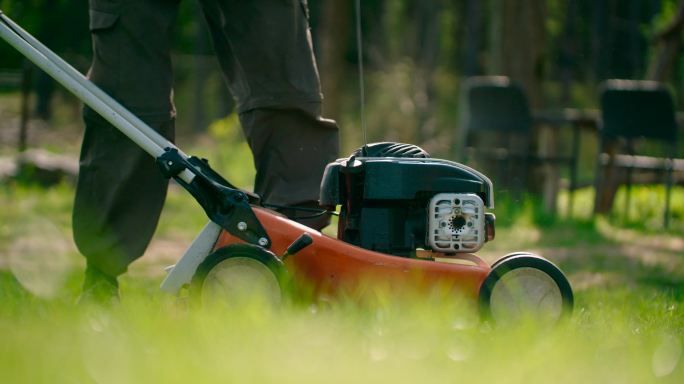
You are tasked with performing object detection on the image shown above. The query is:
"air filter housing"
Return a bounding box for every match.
[428,193,486,253]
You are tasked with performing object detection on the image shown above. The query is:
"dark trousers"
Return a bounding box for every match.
[74,0,339,277]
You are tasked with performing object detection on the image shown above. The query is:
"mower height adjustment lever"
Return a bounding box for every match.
[155,148,271,248]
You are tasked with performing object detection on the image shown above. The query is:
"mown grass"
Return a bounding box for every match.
[1,155,684,382]
[0,268,683,383]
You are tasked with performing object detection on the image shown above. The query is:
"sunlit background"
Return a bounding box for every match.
[0,0,683,382]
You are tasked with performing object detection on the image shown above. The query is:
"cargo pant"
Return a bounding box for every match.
[73,0,339,277]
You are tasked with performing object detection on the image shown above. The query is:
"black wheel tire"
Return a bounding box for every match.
[479,254,573,325]
[489,251,532,270]
[191,244,287,308]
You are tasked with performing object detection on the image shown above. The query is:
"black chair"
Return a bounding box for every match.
[594,80,682,228]
[459,76,580,211]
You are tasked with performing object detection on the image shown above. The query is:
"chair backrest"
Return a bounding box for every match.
[462,76,533,134]
[600,80,678,142]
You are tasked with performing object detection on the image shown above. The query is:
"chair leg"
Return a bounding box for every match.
[623,141,637,225]
[520,155,529,202]
[664,161,674,229]
[594,137,619,216]
[624,166,633,224]
[593,150,604,217]
[568,164,576,218]
[567,125,581,218]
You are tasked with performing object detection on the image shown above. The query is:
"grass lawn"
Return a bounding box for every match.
[1,98,683,382]
[0,177,683,383]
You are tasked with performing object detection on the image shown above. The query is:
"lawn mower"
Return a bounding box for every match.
[0,10,574,324]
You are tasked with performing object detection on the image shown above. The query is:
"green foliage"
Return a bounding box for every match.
[651,0,682,32]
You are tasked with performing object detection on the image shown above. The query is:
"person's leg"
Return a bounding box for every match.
[239,107,339,229]
[199,0,339,229]
[74,0,180,300]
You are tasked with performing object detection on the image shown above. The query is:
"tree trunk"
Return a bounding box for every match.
[33,0,59,121]
[18,60,33,153]
[488,0,549,202]
[463,0,483,77]
[488,0,546,108]
[629,0,643,78]
[414,0,441,147]
[560,0,579,105]
[592,0,611,81]
[192,2,209,131]
[318,0,350,121]
[646,0,684,81]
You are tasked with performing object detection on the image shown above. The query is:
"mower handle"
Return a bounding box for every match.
[0,11,271,247]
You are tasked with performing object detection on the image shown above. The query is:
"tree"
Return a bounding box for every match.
[647,0,684,81]
[318,0,351,121]
[488,0,547,107]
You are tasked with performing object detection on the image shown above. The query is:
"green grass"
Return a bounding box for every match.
[1,167,684,382]
[0,270,683,383]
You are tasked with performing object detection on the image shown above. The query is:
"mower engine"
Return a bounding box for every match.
[320,142,495,257]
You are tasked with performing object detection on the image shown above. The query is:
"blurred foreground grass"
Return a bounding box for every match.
[1,149,684,382]
[0,269,683,383]
[1,180,683,382]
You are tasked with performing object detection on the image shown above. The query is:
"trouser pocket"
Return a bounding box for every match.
[86,0,179,120]
[88,1,121,96]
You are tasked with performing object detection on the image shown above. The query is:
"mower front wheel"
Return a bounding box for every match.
[479,253,573,325]
[191,244,287,308]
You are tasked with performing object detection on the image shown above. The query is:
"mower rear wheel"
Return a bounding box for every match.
[479,253,573,325]
[191,244,286,308]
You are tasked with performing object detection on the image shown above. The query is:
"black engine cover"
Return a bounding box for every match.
[320,142,493,257]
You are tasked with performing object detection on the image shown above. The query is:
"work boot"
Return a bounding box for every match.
[78,263,120,306]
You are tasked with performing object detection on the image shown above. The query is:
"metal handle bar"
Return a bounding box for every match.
[0,10,195,183]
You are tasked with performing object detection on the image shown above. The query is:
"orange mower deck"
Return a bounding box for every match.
[214,207,491,299]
